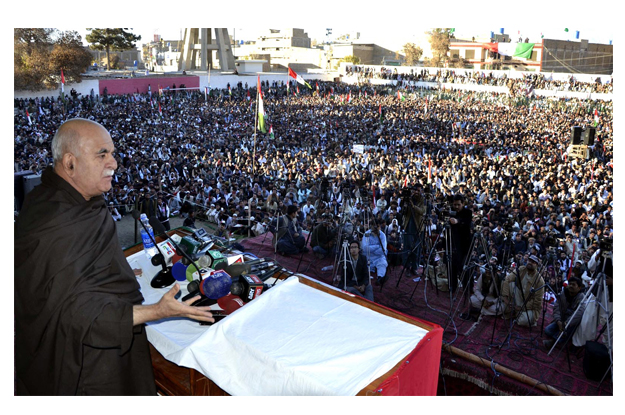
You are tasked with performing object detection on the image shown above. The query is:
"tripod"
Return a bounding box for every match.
[547,253,613,380]
[496,266,544,351]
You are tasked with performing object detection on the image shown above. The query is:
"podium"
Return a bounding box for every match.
[126,228,443,395]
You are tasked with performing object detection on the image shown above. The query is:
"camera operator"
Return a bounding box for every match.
[334,239,374,301]
[311,214,337,259]
[401,185,426,275]
[448,194,473,293]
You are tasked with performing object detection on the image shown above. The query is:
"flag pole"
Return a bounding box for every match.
[250,75,262,238]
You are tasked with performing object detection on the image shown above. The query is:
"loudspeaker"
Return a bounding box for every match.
[583,127,596,146]
[571,126,584,145]
[583,341,611,381]
[14,171,40,212]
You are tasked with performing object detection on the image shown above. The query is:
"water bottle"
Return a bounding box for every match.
[140,213,158,259]
[321,265,334,272]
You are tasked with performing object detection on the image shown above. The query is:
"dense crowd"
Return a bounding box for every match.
[15,77,613,292]
[345,66,613,94]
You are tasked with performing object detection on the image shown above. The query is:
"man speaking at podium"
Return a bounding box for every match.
[14,119,214,395]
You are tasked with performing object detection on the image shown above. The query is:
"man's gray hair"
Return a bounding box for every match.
[50,119,85,167]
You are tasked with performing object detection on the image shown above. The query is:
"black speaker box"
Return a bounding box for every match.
[583,341,611,381]
[571,126,584,145]
[583,127,596,146]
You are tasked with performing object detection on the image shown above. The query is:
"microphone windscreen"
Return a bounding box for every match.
[199,271,232,299]
[172,261,187,281]
[149,216,166,235]
[224,262,252,278]
[217,294,245,315]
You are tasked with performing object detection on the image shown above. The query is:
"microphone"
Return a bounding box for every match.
[183,271,264,306]
[217,294,245,314]
[149,216,205,283]
[132,211,175,288]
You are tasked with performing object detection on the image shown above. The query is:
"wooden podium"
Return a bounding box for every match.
[126,228,443,396]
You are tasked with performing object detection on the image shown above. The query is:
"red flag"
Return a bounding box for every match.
[428,159,432,183]
[61,69,65,93]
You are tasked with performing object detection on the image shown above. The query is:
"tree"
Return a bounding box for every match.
[427,28,453,67]
[86,28,141,70]
[14,28,93,91]
[337,55,361,68]
[403,43,423,66]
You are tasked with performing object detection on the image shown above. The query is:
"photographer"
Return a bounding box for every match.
[311,214,337,259]
[335,239,374,301]
[448,194,473,293]
[501,255,545,326]
[401,185,426,275]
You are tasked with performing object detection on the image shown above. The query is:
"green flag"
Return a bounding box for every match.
[257,76,267,133]
[513,43,535,59]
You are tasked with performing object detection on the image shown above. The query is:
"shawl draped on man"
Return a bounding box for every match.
[15,167,155,395]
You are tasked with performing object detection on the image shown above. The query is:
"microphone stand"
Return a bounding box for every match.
[132,210,175,288]
[148,216,207,301]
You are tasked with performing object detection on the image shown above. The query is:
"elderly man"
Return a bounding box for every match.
[15,119,214,396]
[501,254,545,327]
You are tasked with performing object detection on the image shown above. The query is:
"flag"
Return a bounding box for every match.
[296,85,300,95]
[26,110,31,125]
[228,85,232,95]
[372,184,376,208]
[269,124,274,139]
[288,67,312,89]
[347,90,351,103]
[428,159,432,183]
[158,102,162,117]
[257,76,267,133]
[594,108,599,127]
[61,69,65,93]
[379,105,383,124]
[397,91,406,101]
[246,90,250,101]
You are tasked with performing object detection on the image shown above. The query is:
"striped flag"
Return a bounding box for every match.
[269,124,274,139]
[288,67,312,89]
[158,102,162,117]
[397,91,405,101]
[594,108,599,127]
[61,69,65,93]
[26,110,32,125]
[257,76,267,133]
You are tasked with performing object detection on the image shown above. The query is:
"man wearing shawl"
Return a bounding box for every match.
[15,119,214,395]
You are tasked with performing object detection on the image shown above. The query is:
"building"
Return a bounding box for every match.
[448,37,613,74]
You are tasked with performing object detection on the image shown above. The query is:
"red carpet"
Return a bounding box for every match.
[237,232,612,396]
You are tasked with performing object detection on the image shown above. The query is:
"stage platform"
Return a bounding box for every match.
[238,231,612,396]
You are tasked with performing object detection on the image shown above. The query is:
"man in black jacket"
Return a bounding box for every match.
[543,276,586,349]
[335,239,373,301]
[15,118,214,395]
[448,194,473,293]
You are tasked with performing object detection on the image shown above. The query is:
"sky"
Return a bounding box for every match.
[72,25,614,53]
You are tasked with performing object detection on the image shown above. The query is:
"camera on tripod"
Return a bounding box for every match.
[599,238,612,255]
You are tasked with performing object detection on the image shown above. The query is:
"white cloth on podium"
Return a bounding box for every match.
[131,252,427,396]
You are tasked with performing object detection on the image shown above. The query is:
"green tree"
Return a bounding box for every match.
[340,55,361,64]
[403,43,423,66]
[86,28,141,70]
[14,28,92,91]
[427,28,453,67]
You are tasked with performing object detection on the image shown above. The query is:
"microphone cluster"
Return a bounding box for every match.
[141,214,284,321]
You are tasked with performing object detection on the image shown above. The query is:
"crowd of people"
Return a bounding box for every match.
[344,66,613,94]
[15,76,612,309]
